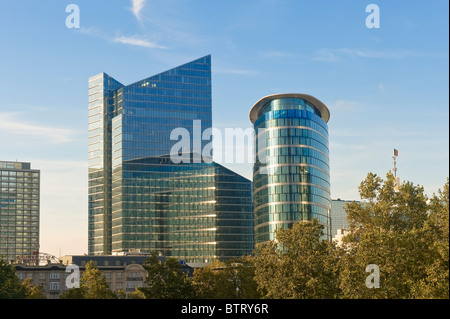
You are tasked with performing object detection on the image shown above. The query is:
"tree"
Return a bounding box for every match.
[191,256,261,299]
[227,256,261,299]
[60,261,117,299]
[21,277,46,299]
[138,251,194,299]
[0,258,26,299]
[59,287,85,299]
[339,171,434,298]
[127,289,145,299]
[252,219,340,299]
[192,259,237,299]
[81,261,117,299]
[413,178,449,298]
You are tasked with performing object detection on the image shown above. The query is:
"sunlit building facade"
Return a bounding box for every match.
[330,198,363,239]
[0,161,40,262]
[88,56,254,262]
[250,94,331,244]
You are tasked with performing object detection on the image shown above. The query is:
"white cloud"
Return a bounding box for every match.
[78,26,104,37]
[259,50,297,58]
[113,36,166,49]
[78,25,166,50]
[0,112,74,144]
[329,100,359,112]
[313,49,341,62]
[313,48,446,62]
[79,0,207,50]
[213,68,256,75]
[130,0,147,22]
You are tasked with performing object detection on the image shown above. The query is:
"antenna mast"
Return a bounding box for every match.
[392,151,397,177]
[393,149,399,191]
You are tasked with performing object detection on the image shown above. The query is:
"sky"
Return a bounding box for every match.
[0,0,448,258]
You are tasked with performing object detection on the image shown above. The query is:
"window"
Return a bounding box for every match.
[50,272,60,280]
[126,281,143,290]
[50,282,60,291]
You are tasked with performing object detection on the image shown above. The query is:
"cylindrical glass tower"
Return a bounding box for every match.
[250,93,331,244]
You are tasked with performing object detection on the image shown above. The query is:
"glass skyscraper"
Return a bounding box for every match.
[0,161,40,262]
[88,56,254,262]
[250,94,331,244]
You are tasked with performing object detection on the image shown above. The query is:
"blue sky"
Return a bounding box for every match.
[0,0,448,257]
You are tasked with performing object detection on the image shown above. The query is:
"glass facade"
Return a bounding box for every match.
[0,161,40,262]
[88,72,123,255]
[89,56,254,262]
[250,94,331,244]
[330,199,350,239]
[330,199,363,239]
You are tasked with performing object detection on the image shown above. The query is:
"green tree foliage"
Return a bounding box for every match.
[192,259,237,299]
[413,178,449,298]
[127,289,145,299]
[138,251,194,299]
[191,257,261,299]
[228,256,261,299]
[59,287,85,299]
[21,277,46,299]
[0,259,46,299]
[339,172,444,298]
[252,219,340,299]
[60,261,117,299]
[81,261,117,299]
[0,259,26,299]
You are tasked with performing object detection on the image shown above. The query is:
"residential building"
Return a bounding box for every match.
[0,161,40,263]
[15,254,194,299]
[249,94,331,244]
[15,262,66,299]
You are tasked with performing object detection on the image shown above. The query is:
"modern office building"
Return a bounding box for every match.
[330,198,363,239]
[249,94,331,244]
[330,199,352,238]
[88,55,254,263]
[0,161,40,262]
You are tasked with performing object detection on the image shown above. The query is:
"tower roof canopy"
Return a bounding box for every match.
[249,93,330,124]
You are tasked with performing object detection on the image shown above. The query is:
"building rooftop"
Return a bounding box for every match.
[249,93,330,124]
